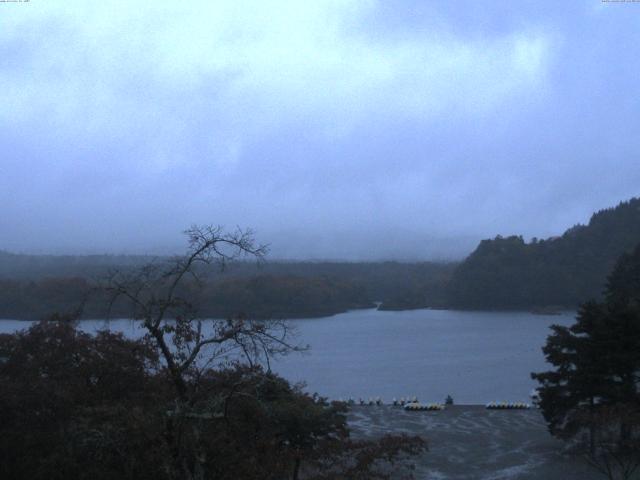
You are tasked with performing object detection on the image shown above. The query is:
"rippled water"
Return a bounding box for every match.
[1,308,575,404]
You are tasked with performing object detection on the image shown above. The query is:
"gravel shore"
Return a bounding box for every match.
[347,405,601,480]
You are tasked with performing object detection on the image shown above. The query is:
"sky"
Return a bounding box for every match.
[1,0,639,260]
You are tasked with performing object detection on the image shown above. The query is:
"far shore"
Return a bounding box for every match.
[0,304,577,322]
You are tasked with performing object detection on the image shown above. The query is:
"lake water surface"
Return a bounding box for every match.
[1,308,575,404]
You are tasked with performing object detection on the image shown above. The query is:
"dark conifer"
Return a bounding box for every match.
[532,244,640,469]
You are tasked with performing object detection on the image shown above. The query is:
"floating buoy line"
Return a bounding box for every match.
[485,402,531,409]
[335,397,532,411]
[403,402,445,411]
[338,396,420,406]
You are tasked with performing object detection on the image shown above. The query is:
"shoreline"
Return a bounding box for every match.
[347,405,599,479]
[0,305,577,322]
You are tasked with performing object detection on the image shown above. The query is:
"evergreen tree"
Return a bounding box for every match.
[450,197,640,309]
[532,244,640,473]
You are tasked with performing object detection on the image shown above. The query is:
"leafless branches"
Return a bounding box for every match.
[101,225,300,400]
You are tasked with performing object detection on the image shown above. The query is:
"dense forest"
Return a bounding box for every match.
[448,197,640,309]
[0,255,454,320]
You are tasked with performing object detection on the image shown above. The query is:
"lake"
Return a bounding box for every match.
[0,308,575,404]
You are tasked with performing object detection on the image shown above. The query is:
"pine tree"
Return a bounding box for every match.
[532,244,640,462]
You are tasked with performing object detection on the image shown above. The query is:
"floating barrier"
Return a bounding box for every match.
[485,402,531,410]
[341,397,530,410]
[338,396,435,407]
[404,402,445,411]
[393,396,419,406]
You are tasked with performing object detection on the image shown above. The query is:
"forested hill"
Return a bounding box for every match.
[0,256,454,320]
[447,197,640,309]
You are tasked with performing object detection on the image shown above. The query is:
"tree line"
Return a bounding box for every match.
[0,255,455,319]
[0,274,373,320]
[448,198,640,309]
[2,197,639,317]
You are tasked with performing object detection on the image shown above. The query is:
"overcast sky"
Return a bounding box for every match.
[1,0,638,259]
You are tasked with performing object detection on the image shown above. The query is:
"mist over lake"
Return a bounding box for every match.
[2,308,574,404]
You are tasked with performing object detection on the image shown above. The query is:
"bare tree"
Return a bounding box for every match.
[102,226,309,479]
[103,225,301,399]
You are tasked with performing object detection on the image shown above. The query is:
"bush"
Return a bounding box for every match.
[0,320,425,480]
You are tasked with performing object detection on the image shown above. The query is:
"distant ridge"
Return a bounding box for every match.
[447,197,640,309]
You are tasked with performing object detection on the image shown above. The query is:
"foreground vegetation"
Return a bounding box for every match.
[0,226,425,480]
[0,321,425,480]
[533,243,640,479]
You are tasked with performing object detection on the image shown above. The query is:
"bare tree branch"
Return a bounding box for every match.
[100,225,299,403]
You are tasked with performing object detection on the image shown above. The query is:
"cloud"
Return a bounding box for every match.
[0,0,553,169]
[2,1,638,259]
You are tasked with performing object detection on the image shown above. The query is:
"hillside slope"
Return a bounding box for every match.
[448,198,640,309]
